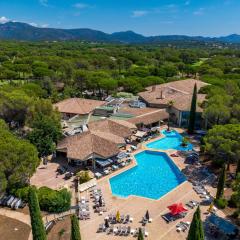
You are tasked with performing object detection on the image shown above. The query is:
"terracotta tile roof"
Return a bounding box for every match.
[128,110,169,125]
[138,79,209,112]
[54,98,106,115]
[57,131,119,161]
[172,94,207,112]
[88,119,136,138]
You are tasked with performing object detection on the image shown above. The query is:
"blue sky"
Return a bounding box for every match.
[0,0,239,36]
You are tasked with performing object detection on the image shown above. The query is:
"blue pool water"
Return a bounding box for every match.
[146,130,193,151]
[109,151,186,200]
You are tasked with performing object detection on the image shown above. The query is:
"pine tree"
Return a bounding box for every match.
[216,165,226,199]
[187,206,204,240]
[71,214,81,240]
[188,83,197,134]
[28,187,47,240]
[137,228,144,240]
[236,157,240,177]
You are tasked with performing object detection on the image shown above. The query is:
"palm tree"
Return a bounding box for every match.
[167,100,174,131]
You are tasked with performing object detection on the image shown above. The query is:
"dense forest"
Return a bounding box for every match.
[0,41,240,101]
[0,41,240,218]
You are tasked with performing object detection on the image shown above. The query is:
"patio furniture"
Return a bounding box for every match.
[106,225,113,234]
[95,172,102,179]
[168,203,188,216]
[113,226,118,235]
[112,165,119,171]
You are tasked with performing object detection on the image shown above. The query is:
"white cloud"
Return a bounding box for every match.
[132,10,149,18]
[73,3,90,9]
[41,24,49,28]
[193,8,204,15]
[39,0,48,7]
[29,22,38,27]
[0,16,10,24]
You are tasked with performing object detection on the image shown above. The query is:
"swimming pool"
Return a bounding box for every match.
[109,151,186,200]
[146,129,193,151]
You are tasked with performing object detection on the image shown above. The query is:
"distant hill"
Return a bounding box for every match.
[0,21,240,44]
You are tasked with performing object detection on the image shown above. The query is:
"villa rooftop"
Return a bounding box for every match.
[138,79,209,112]
[54,98,106,115]
[128,109,169,125]
[88,119,137,138]
[57,131,119,161]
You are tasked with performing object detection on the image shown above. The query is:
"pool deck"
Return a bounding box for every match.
[79,131,219,240]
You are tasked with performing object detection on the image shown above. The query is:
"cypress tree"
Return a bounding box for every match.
[137,228,144,240]
[71,214,81,240]
[28,187,47,240]
[216,165,226,199]
[188,83,197,134]
[187,206,204,240]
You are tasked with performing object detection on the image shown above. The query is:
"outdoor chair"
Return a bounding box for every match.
[106,225,113,234]
[124,214,130,223]
[126,226,131,235]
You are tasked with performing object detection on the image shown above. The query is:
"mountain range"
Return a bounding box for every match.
[1,22,240,44]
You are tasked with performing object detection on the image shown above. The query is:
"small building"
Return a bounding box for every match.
[128,109,168,129]
[57,119,137,168]
[138,79,209,128]
[57,131,120,168]
[88,119,137,139]
[54,98,106,119]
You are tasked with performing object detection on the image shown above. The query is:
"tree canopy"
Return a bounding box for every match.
[0,120,39,194]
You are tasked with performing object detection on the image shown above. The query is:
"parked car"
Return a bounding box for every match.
[45,221,55,233]
[10,198,19,209]
[6,196,15,207]
[0,195,8,206]
[14,199,22,209]
[64,172,73,180]
[57,166,67,174]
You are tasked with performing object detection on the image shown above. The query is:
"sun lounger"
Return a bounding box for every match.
[126,226,131,235]
[113,227,118,235]
[124,214,130,223]
[106,225,113,234]
[95,172,102,179]
[141,227,149,237]
[130,228,136,235]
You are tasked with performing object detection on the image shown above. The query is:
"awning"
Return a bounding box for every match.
[95,159,113,168]
[208,214,238,235]
[117,152,128,160]
[134,131,147,138]
[168,203,188,215]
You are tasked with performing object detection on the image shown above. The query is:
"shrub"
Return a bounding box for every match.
[28,187,47,240]
[231,210,240,219]
[228,193,239,208]
[76,171,92,184]
[37,187,71,213]
[214,198,228,209]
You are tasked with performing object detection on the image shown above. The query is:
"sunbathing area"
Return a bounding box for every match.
[77,143,223,240]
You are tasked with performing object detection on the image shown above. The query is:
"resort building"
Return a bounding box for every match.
[56,119,137,168]
[54,98,106,119]
[128,109,168,129]
[88,119,137,139]
[138,79,209,128]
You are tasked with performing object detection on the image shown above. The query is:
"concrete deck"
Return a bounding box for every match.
[79,140,218,240]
